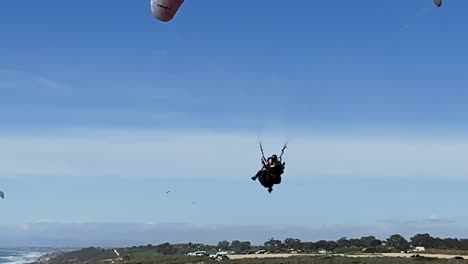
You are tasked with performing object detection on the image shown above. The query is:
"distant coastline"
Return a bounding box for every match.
[23,233,468,264]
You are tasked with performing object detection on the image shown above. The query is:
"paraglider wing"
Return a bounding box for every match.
[0,191,4,199]
[151,0,185,22]
[150,1,443,22]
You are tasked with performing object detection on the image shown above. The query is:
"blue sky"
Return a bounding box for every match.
[1,0,468,246]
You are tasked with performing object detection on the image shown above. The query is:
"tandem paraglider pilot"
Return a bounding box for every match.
[251,143,286,193]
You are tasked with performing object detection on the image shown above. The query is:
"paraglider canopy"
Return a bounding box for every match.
[151,0,443,23]
[151,0,185,22]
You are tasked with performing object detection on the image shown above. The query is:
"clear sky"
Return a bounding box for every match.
[1,0,468,246]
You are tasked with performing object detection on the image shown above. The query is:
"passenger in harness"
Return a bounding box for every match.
[251,143,286,193]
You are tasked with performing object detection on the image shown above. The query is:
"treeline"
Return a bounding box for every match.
[253,234,468,254]
[208,233,468,254]
[37,233,468,264]
[119,233,468,254]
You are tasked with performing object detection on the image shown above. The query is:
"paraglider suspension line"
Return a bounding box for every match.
[259,142,267,163]
[279,144,287,161]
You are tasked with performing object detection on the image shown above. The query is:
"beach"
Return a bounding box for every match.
[0,249,48,264]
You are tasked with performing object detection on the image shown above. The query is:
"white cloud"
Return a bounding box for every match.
[0,129,468,179]
[379,215,457,227]
[1,221,468,247]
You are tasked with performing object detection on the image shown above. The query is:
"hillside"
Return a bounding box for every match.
[30,233,468,264]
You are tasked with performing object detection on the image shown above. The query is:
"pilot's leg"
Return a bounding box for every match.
[251,169,263,181]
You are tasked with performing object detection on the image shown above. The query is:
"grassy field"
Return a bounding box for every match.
[424,250,468,256]
[123,255,206,264]
[117,255,468,264]
[231,256,466,264]
[38,246,468,264]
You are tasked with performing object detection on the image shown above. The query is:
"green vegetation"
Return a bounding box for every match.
[34,233,468,264]
[424,250,468,256]
[38,254,468,264]
[124,254,206,264]
[224,256,465,264]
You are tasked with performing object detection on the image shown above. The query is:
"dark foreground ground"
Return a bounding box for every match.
[135,256,467,264]
[35,253,468,264]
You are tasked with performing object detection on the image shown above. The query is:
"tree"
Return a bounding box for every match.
[349,238,362,247]
[360,236,378,248]
[442,238,460,250]
[264,238,283,252]
[315,240,328,250]
[284,238,302,250]
[370,239,383,247]
[217,241,230,251]
[337,237,351,248]
[301,242,317,252]
[155,243,175,255]
[326,241,339,251]
[411,233,435,248]
[230,240,242,253]
[387,234,409,251]
[240,241,251,252]
[433,237,443,249]
[459,239,468,250]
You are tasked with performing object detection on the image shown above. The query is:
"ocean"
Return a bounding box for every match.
[0,249,47,264]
